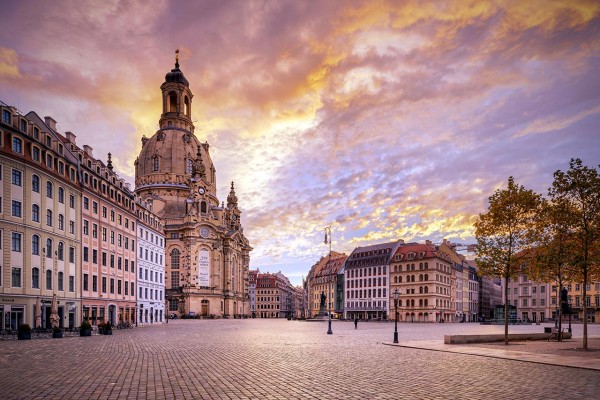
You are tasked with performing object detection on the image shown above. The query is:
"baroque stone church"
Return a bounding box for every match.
[134,52,252,317]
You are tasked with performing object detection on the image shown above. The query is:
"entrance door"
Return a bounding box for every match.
[201,301,209,316]
[10,308,24,330]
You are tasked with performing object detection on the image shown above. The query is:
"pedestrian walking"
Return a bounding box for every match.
[354,317,358,329]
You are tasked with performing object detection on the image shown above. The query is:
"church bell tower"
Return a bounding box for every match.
[159,49,194,133]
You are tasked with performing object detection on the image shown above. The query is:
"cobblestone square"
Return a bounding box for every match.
[1,320,599,400]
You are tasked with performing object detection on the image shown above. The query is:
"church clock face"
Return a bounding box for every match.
[198,187,205,195]
[200,227,209,238]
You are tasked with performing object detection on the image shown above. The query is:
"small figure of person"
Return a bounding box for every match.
[354,317,358,329]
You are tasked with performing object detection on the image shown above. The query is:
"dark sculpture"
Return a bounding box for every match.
[320,291,326,307]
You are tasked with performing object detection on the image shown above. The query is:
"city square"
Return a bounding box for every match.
[1,320,599,399]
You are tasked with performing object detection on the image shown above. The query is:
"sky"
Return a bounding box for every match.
[1,0,599,286]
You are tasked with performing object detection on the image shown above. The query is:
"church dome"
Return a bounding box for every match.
[165,67,189,87]
[135,129,215,193]
[164,49,189,87]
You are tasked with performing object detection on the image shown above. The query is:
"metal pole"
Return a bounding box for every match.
[393,299,398,343]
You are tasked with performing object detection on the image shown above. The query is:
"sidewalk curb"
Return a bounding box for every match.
[383,340,600,371]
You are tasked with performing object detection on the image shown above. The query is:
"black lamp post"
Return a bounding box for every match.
[568,305,572,334]
[393,288,399,344]
[324,226,333,335]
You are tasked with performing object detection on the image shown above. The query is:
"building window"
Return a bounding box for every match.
[102,277,107,293]
[32,234,40,255]
[32,147,40,161]
[153,156,159,172]
[57,242,64,260]
[58,214,64,230]
[12,169,22,186]
[58,187,64,203]
[171,271,180,288]
[92,275,98,292]
[186,159,192,174]
[32,175,40,192]
[11,200,22,217]
[69,246,75,263]
[69,195,75,208]
[46,238,53,255]
[46,270,52,290]
[12,267,22,287]
[46,209,53,226]
[12,232,22,252]
[83,274,89,291]
[58,272,64,291]
[69,275,75,292]
[2,109,11,124]
[46,182,53,198]
[32,267,40,289]
[171,249,180,269]
[12,137,23,153]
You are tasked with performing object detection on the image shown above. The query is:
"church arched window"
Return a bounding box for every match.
[186,159,193,174]
[153,156,159,172]
[184,96,190,117]
[168,92,177,112]
[170,249,180,270]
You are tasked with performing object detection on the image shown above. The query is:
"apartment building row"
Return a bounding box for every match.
[506,270,600,324]
[248,269,302,318]
[304,239,502,322]
[0,101,165,330]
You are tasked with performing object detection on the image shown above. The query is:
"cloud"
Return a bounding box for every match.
[1,0,599,285]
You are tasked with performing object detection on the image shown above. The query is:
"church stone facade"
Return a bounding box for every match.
[134,53,251,318]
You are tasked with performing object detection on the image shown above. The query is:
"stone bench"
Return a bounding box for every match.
[444,332,572,344]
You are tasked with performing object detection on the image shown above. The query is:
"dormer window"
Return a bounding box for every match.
[33,127,40,140]
[12,137,22,153]
[20,119,27,132]
[45,135,51,147]
[2,109,11,124]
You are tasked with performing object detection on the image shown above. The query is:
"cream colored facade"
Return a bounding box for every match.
[134,55,251,318]
[390,243,454,322]
[1,104,82,329]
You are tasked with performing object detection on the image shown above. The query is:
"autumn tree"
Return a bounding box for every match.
[549,158,600,350]
[527,197,576,340]
[474,177,542,345]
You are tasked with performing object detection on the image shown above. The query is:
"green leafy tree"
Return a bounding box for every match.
[527,197,576,340]
[474,177,542,345]
[549,158,600,350]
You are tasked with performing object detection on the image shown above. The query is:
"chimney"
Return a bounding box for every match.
[83,145,93,157]
[65,131,77,144]
[44,116,57,131]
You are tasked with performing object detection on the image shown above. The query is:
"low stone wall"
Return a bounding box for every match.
[444,332,573,344]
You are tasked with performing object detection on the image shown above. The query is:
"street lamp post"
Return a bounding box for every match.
[393,288,399,344]
[324,226,333,335]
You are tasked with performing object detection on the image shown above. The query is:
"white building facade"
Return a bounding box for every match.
[136,198,166,325]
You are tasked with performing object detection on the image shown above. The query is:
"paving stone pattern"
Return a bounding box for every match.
[1,320,599,400]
